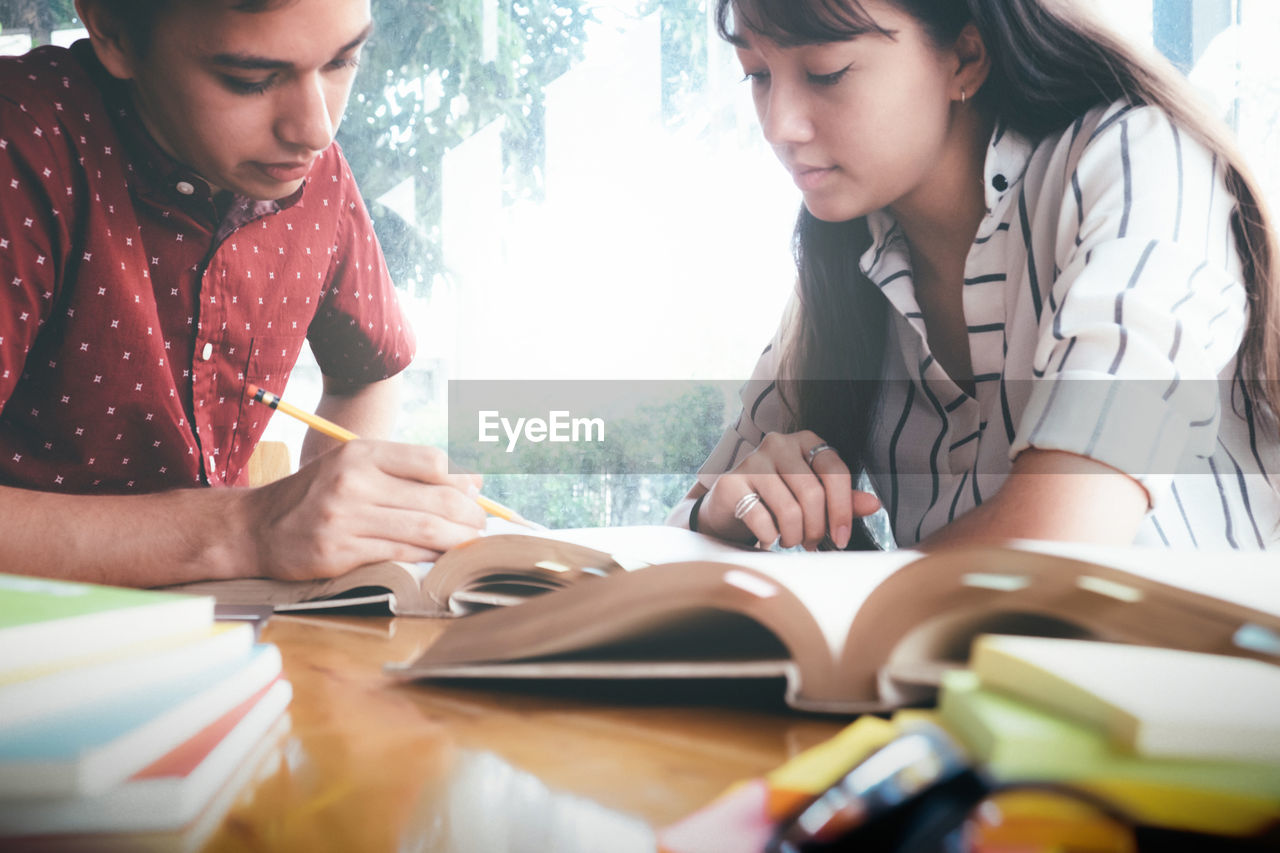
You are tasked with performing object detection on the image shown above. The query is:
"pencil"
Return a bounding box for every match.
[247,384,543,530]
[249,385,359,442]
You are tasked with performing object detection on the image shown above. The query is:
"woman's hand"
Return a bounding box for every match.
[695,431,881,550]
[243,440,487,580]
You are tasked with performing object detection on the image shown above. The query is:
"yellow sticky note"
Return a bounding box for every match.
[764,715,898,818]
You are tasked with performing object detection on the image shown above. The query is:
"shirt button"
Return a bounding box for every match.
[201,342,213,360]
[992,174,1009,192]
[176,180,195,195]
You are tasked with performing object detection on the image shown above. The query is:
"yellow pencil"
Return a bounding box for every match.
[249,385,359,442]
[247,384,543,530]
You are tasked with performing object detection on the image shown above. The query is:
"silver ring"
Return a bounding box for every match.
[806,443,835,467]
[733,492,762,520]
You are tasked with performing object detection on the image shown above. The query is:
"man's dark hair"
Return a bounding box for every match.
[90,0,293,55]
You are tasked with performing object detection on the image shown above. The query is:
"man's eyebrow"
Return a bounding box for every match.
[207,22,374,71]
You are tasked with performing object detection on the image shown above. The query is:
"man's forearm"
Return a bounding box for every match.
[0,484,257,587]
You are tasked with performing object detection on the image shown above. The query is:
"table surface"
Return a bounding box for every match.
[174,612,851,852]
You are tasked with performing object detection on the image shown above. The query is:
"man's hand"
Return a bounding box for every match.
[243,440,486,580]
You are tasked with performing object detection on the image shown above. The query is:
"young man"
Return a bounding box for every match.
[0,0,486,587]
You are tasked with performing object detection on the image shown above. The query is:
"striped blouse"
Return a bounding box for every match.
[696,100,1280,549]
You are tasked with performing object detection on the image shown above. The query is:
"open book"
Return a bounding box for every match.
[161,525,755,617]
[387,540,1280,713]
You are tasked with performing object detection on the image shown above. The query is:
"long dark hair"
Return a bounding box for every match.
[716,0,1280,475]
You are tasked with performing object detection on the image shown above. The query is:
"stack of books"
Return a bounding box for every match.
[659,636,1280,852]
[938,634,1280,839]
[0,572,291,842]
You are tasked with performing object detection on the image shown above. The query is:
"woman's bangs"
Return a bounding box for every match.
[725,0,888,46]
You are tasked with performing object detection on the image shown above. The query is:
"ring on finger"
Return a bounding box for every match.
[806,443,835,467]
[733,492,762,520]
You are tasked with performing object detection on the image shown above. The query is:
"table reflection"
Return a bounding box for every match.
[402,749,656,853]
[204,614,847,851]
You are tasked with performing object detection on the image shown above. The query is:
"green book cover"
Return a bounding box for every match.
[0,574,200,628]
[0,574,213,673]
[968,634,1280,763]
[938,670,1280,799]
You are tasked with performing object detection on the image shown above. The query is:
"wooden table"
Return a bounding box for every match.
[186,613,850,852]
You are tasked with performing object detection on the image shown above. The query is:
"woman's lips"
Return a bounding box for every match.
[791,164,837,191]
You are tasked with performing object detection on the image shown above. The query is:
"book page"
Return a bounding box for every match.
[427,523,747,574]
[163,561,427,611]
[391,548,923,712]
[1001,540,1280,616]
[704,551,921,661]
[542,526,756,568]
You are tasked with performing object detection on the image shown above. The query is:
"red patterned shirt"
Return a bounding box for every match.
[0,42,415,493]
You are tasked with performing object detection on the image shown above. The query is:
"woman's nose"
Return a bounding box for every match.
[758,81,814,147]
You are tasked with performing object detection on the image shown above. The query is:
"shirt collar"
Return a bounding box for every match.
[858,118,1037,277]
[859,209,908,284]
[980,118,1035,218]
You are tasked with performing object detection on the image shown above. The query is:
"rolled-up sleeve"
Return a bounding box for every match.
[1011,105,1247,503]
[307,150,416,383]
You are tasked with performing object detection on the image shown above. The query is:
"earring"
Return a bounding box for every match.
[960,88,968,105]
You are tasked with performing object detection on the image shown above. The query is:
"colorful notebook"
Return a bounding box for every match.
[939,669,1280,836]
[0,677,291,836]
[969,634,1280,762]
[0,621,254,727]
[661,668,1280,852]
[0,573,213,674]
[0,643,281,798]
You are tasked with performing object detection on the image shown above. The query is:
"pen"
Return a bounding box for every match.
[246,383,543,530]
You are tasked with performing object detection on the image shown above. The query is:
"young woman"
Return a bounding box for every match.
[673,0,1280,551]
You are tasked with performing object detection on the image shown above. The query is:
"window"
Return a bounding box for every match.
[286,0,803,527]
[1100,1,1280,218]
